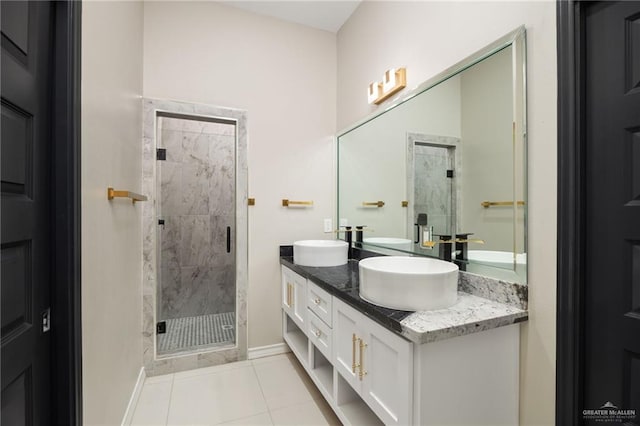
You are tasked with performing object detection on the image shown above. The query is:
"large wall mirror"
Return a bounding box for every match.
[338,27,527,284]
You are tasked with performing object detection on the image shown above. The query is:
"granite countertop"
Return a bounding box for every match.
[280,255,528,345]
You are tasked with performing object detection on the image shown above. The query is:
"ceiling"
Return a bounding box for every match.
[223,1,361,33]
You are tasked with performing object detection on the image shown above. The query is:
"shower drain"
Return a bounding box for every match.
[221,324,234,330]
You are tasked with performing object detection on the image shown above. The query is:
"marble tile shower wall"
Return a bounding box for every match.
[414,145,453,235]
[157,117,236,321]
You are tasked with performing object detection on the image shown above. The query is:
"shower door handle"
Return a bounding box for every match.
[226,227,231,253]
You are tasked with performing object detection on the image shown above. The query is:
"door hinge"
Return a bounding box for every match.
[42,308,51,333]
[156,148,167,161]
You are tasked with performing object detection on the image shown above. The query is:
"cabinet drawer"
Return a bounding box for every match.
[307,309,332,361]
[307,280,332,327]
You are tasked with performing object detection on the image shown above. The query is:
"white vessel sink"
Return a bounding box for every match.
[363,237,413,255]
[293,240,349,267]
[463,250,527,265]
[359,256,458,311]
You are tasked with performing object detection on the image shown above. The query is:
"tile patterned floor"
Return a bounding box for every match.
[130,353,342,426]
[157,312,235,356]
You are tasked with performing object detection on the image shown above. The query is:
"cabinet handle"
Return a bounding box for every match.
[287,283,291,306]
[314,298,321,305]
[359,339,368,381]
[314,329,321,338]
[290,284,294,308]
[352,333,358,373]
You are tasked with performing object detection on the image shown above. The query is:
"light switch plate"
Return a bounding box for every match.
[323,218,332,233]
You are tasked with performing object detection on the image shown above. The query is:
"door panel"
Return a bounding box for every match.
[1,2,53,423]
[1,242,32,340]
[361,322,412,426]
[1,102,32,196]
[584,2,640,422]
[292,273,307,328]
[332,300,361,389]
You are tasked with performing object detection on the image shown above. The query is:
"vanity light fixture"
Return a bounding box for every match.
[367,82,382,104]
[367,67,407,105]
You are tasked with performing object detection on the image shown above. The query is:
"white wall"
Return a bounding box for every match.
[143,2,337,348]
[337,2,557,425]
[81,1,144,424]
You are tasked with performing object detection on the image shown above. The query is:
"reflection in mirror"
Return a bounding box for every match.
[337,27,527,284]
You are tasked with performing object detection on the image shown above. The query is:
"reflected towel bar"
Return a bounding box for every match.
[282,199,313,207]
[107,187,148,204]
[362,201,385,208]
[423,238,485,248]
[481,201,525,208]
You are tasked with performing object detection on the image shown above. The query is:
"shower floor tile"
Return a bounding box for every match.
[157,312,235,356]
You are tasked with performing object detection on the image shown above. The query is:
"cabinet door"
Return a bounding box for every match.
[281,266,294,316]
[291,272,307,328]
[360,321,413,426]
[332,299,363,390]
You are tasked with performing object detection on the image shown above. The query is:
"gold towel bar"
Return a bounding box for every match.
[423,238,485,248]
[481,201,525,208]
[282,199,313,207]
[107,187,148,204]
[362,201,385,208]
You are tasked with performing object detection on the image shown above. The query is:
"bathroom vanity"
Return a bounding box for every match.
[280,255,527,426]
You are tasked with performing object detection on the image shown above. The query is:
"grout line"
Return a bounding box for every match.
[163,374,175,426]
[251,362,272,415]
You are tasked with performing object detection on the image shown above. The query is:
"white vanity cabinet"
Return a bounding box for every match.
[281,265,307,329]
[280,265,520,426]
[333,298,413,426]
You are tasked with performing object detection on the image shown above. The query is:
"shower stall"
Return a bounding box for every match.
[155,114,237,355]
[406,133,461,243]
[412,143,456,236]
[142,99,247,375]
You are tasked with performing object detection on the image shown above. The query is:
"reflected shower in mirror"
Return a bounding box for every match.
[337,27,527,283]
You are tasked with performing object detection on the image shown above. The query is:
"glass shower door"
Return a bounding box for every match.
[155,113,236,356]
[413,143,456,237]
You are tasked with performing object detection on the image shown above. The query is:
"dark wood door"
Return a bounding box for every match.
[1,2,54,423]
[584,1,640,423]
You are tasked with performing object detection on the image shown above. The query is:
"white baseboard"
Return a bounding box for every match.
[247,342,290,360]
[121,367,146,426]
